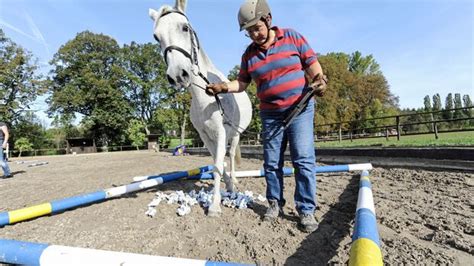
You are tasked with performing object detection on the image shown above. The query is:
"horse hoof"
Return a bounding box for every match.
[208,210,221,217]
[207,206,221,217]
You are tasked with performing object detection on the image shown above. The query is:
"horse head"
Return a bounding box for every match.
[149,0,200,88]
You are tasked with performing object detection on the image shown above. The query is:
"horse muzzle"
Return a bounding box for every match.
[166,68,191,88]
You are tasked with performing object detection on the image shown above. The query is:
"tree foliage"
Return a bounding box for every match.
[423,95,431,111]
[443,93,454,120]
[348,51,381,75]
[317,52,398,132]
[0,29,44,123]
[14,137,33,157]
[126,119,146,149]
[119,42,169,134]
[10,111,50,149]
[47,31,132,146]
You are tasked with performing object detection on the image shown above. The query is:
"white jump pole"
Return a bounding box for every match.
[0,166,213,227]
[149,163,372,181]
[0,239,248,265]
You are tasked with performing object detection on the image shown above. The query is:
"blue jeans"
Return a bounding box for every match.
[0,146,11,176]
[261,102,317,215]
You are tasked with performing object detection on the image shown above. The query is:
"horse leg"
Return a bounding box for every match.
[225,134,240,192]
[208,129,226,217]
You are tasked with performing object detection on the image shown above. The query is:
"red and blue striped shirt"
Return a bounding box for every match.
[238,27,318,112]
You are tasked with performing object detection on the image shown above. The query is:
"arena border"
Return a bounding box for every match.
[349,170,383,266]
[181,146,474,172]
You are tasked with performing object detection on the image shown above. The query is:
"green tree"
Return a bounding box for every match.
[423,95,431,111]
[432,94,442,120]
[119,42,169,134]
[0,29,44,123]
[14,137,33,157]
[48,31,132,147]
[423,95,434,131]
[348,51,381,76]
[316,53,352,133]
[453,93,463,118]
[443,93,454,120]
[126,119,146,150]
[462,94,473,118]
[10,111,49,150]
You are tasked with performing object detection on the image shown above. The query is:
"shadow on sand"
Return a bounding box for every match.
[285,174,359,265]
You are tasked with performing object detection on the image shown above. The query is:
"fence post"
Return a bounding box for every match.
[338,124,342,142]
[434,122,439,139]
[385,127,389,141]
[396,116,401,141]
[350,129,353,142]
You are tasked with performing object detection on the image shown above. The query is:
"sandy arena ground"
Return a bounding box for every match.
[0,151,472,265]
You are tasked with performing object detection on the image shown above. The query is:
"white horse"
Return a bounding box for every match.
[149,0,252,216]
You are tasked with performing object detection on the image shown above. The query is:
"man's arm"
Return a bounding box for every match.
[226,80,250,93]
[305,60,324,81]
[1,126,9,149]
[305,61,328,97]
[205,80,250,95]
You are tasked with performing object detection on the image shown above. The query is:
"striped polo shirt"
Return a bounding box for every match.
[238,26,318,113]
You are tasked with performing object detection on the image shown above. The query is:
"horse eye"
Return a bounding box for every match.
[153,34,160,42]
[182,25,189,32]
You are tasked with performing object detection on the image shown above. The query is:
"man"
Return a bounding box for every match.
[0,121,12,178]
[205,0,327,232]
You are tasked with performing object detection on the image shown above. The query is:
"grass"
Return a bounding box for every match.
[167,132,473,149]
[315,131,474,148]
[168,138,194,148]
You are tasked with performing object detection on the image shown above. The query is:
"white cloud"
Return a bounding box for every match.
[24,12,50,55]
[0,18,37,40]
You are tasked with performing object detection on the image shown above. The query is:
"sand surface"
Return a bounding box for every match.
[0,151,472,265]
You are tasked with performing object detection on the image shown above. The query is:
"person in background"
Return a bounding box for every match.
[0,121,12,179]
[205,0,327,232]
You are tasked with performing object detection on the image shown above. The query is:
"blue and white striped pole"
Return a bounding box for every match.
[0,166,213,227]
[349,170,383,266]
[0,239,248,265]
[175,163,373,180]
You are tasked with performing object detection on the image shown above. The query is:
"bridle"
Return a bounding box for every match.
[154,9,233,126]
[155,9,209,84]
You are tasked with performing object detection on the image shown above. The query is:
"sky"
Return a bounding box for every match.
[1,0,473,127]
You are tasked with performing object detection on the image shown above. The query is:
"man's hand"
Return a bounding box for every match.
[205,82,229,96]
[2,142,6,149]
[309,73,328,97]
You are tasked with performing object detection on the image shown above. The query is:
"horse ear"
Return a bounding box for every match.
[176,0,187,13]
[149,8,159,21]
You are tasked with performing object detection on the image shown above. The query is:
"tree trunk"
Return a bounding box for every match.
[144,124,150,136]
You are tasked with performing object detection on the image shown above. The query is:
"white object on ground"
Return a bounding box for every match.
[145,189,265,217]
[27,162,49,167]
